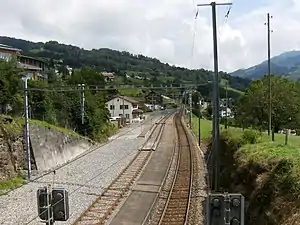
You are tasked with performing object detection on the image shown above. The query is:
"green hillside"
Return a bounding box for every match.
[0,36,250,93]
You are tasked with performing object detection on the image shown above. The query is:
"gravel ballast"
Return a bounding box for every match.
[0,118,159,225]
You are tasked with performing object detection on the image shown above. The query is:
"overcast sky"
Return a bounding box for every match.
[0,0,299,72]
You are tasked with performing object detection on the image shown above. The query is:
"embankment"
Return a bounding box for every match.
[208,129,300,225]
[0,116,94,181]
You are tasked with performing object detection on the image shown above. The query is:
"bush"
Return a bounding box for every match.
[242,129,262,144]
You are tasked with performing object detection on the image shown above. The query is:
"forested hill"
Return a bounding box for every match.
[0,36,250,91]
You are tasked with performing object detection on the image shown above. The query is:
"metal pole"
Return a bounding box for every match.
[46,184,54,225]
[189,92,192,127]
[225,80,228,129]
[197,1,232,191]
[198,99,201,146]
[267,13,272,137]
[81,84,85,125]
[122,95,125,123]
[185,92,187,111]
[23,77,31,181]
[212,1,220,192]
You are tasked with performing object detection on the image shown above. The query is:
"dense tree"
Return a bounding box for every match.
[0,58,23,115]
[0,58,113,141]
[235,75,300,132]
[0,36,250,92]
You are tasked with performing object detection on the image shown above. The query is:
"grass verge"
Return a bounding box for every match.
[0,176,26,195]
[29,119,81,137]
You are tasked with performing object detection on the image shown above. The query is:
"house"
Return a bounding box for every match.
[106,96,143,123]
[18,55,48,81]
[102,72,115,82]
[144,104,162,111]
[220,107,234,118]
[0,43,48,80]
[0,44,22,61]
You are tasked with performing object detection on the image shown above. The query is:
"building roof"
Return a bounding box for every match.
[108,96,139,104]
[19,55,46,63]
[119,96,139,104]
[0,43,22,52]
[132,109,143,114]
[17,63,42,71]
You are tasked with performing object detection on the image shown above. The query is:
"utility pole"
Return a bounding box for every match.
[265,13,273,140]
[122,95,125,123]
[78,84,85,125]
[22,76,31,181]
[225,80,228,129]
[189,92,192,127]
[198,99,201,146]
[197,1,232,192]
[184,91,187,116]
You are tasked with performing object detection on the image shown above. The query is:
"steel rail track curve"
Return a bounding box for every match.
[157,110,193,225]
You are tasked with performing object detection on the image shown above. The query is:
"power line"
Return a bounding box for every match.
[190,9,199,69]
[26,83,211,92]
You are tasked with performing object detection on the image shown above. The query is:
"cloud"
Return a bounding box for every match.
[0,0,299,73]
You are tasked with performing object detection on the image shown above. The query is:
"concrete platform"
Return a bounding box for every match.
[133,184,161,193]
[109,191,157,225]
[108,116,175,225]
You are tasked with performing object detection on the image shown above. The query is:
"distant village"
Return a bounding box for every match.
[0,43,234,123]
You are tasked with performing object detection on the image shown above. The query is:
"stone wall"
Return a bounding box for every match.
[0,125,25,180]
[0,116,28,180]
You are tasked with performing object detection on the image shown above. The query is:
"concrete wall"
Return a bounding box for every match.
[29,124,94,172]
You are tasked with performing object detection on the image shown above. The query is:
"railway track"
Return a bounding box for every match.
[155,111,193,225]
[73,113,172,225]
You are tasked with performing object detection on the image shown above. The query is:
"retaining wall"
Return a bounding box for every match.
[29,124,94,172]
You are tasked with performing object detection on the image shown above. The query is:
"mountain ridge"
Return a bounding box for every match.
[231,50,300,80]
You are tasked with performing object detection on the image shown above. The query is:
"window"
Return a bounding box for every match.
[120,105,123,109]
[125,105,129,109]
[119,114,123,117]
[125,114,130,119]
[110,105,115,110]
[0,52,11,60]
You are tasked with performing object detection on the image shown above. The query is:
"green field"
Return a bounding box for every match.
[191,114,300,178]
[191,115,213,140]
[119,88,143,97]
[191,114,225,140]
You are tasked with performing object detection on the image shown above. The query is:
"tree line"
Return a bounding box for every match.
[235,75,300,133]
[0,59,115,141]
[0,36,250,91]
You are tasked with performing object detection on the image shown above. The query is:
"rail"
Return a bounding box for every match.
[72,113,172,225]
[157,109,193,225]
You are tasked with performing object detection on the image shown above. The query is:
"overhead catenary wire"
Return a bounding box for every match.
[217,1,233,70]
[189,9,199,69]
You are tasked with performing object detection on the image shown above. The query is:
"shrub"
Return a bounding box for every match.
[242,129,262,144]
